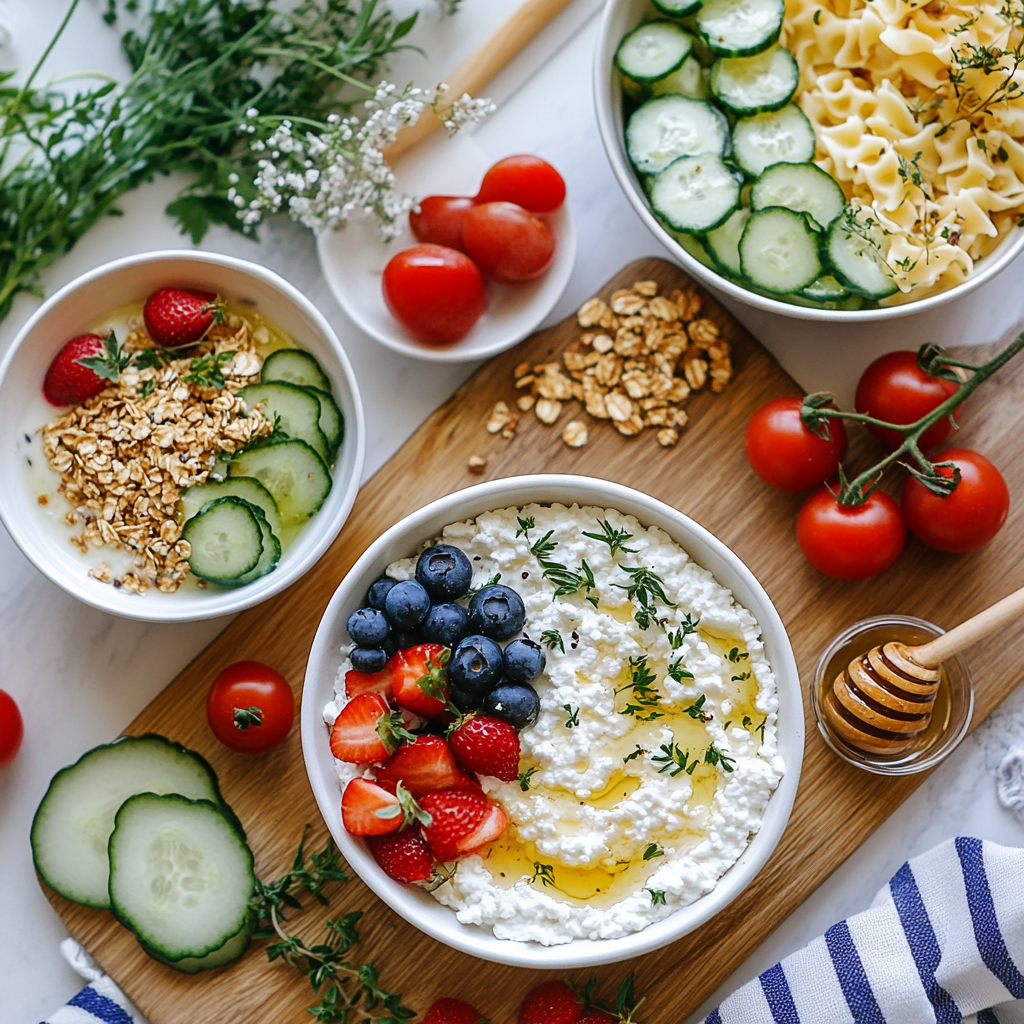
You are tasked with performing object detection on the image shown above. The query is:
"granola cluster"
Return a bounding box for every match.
[39,316,272,594]
[490,279,734,454]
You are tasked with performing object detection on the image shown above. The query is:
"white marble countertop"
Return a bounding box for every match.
[1,1,1023,1020]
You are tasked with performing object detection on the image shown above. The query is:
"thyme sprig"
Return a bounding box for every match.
[801,335,1024,504]
[616,656,664,721]
[613,566,675,630]
[75,330,132,382]
[518,519,599,604]
[582,519,638,555]
[540,629,564,652]
[652,741,698,776]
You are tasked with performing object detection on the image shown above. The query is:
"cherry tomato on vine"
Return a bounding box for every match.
[0,689,23,767]
[474,155,566,213]
[382,244,488,345]
[409,196,474,252]
[796,488,906,579]
[855,350,961,451]
[462,202,555,284]
[746,396,848,491]
[207,661,295,754]
[901,448,1010,553]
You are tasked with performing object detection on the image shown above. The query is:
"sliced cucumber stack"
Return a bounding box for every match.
[626,95,730,175]
[230,438,332,525]
[696,0,784,56]
[650,55,710,99]
[180,476,282,541]
[615,20,693,84]
[183,496,265,584]
[109,793,255,974]
[750,162,846,229]
[732,104,816,177]
[306,386,344,460]
[650,152,740,233]
[825,211,900,299]
[739,207,822,294]
[706,207,750,276]
[261,348,332,392]
[709,47,798,115]
[239,381,330,463]
[31,735,230,909]
[232,503,282,587]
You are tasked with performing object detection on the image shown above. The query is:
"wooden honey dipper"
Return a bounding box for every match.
[824,583,1024,756]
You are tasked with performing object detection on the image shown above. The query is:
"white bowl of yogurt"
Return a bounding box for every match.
[0,250,365,622]
[301,475,802,968]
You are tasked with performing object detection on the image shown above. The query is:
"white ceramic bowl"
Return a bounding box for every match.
[301,475,803,968]
[0,250,365,623]
[594,0,1024,323]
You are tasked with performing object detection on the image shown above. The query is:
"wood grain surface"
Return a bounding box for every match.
[44,259,1024,1023]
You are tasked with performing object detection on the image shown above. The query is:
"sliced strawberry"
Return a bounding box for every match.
[329,693,413,764]
[342,778,430,836]
[375,736,477,797]
[144,287,223,347]
[367,828,434,884]
[419,787,489,861]
[457,801,508,854]
[423,998,489,1024]
[392,643,450,717]
[518,982,583,1024]
[43,334,122,407]
[345,664,394,700]
[449,715,521,782]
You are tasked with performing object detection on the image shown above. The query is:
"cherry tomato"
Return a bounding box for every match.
[797,488,906,579]
[0,689,23,767]
[462,202,555,284]
[474,154,566,213]
[409,196,474,252]
[746,396,848,491]
[901,448,1010,553]
[382,244,488,345]
[855,350,961,450]
[207,661,295,754]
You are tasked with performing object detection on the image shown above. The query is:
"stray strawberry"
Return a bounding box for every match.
[449,715,521,782]
[329,693,415,764]
[43,332,129,406]
[341,778,430,836]
[391,643,451,717]
[419,787,489,861]
[457,801,508,854]
[143,286,224,347]
[367,827,434,884]
[519,981,583,1024]
[375,736,477,797]
[423,998,489,1024]
[345,664,394,700]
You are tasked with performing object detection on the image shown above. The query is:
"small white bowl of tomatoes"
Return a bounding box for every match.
[318,154,576,362]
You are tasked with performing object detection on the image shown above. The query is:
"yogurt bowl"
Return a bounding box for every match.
[302,475,802,968]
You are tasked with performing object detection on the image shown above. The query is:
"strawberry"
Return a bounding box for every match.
[345,664,394,700]
[367,827,434,884]
[419,787,489,861]
[423,998,489,1024]
[391,643,450,717]
[456,801,508,855]
[341,778,430,836]
[143,286,223,347]
[375,736,477,797]
[518,981,582,1024]
[449,715,521,782]
[43,333,128,406]
[329,693,414,764]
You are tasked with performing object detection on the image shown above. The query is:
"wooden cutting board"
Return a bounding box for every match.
[43,258,1024,1023]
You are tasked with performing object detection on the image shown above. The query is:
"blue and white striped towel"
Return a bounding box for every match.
[705,837,1024,1024]
[45,940,143,1024]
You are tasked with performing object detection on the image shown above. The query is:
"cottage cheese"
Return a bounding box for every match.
[324,503,784,945]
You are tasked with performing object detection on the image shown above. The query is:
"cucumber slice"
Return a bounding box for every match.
[732,104,816,177]
[144,926,251,975]
[653,0,703,15]
[739,207,822,294]
[231,503,281,587]
[626,95,730,175]
[750,162,846,229]
[705,207,750,276]
[239,381,330,462]
[671,229,720,270]
[229,438,332,525]
[650,152,740,233]
[261,348,332,393]
[615,21,693,84]
[710,47,798,115]
[825,210,900,299]
[183,496,263,584]
[696,0,784,56]
[31,735,229,909]
[801,274,850,302]
[180,477,282,541]
[304,386,344,461]
[650,55,710,99]
[109,793,254,971]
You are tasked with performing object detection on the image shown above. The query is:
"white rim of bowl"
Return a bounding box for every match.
[0,249,366,623]
[592,0,1024,322]
[301,473,804,968]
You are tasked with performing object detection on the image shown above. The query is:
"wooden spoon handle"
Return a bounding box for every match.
[383,0,577,164]
[911,582,1024,668]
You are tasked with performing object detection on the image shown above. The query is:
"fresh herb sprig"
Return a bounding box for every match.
[613,566,675,630]
[182,350,235,389]
[582,519,638,555]
[74,330,132,382]
[616,656,664,722]
[540,629,564,652]
[667,614,699,649]
[651,741,697,777]
[519,519,599,605]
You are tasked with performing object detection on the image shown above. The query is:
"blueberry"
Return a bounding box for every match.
[382,633,399,659]
[449,634,504,701]
[347,606,390,646]
[467,585,526,641]
[384,580,431,629]
[351,646,388,674]
[421,602,470,646]
[367,576,398,610]
[484,683,540,730]
[390,627,423,651]
[448,683,482,713]
[415,544,473,600]
[503,638,546,684]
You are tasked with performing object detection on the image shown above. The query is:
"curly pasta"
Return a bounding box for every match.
[783,0,1024,302]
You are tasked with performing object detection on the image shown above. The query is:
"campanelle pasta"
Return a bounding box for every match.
[783,0,1024,302]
